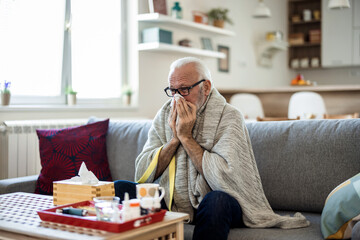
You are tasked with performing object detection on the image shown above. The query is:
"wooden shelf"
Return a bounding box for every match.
[138,42,226,59]
[290,20,321,25]
[288,0,321,68]
[290,43,321,47]
[137,13,236,37]
[288,0,315,2]
[290,67,322,70]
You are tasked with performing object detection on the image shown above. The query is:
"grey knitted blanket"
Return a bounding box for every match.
[135,88,310,228]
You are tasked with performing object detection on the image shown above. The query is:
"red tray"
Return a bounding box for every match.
[37,201,166,233]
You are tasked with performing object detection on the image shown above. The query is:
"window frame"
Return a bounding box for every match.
[9,0,128,106]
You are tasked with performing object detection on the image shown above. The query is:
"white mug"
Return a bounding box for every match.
[136,183,165,200]
[303,9,311,21]
[291,59,299,69]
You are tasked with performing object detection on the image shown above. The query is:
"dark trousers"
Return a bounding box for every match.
[114,180,245,240]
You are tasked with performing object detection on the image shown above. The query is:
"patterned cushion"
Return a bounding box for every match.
[35,119,112,195]
[321,173,360,239]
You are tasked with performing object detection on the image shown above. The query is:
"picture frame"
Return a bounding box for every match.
[218,45,230,72]
[148,0,167,15]
[201,37,213,50]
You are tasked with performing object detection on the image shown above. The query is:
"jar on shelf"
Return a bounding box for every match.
[171,2,182,19]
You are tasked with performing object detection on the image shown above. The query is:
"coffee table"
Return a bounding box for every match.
[0,192,189,240]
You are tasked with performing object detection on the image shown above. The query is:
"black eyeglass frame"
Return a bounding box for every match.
[164,79,206,97]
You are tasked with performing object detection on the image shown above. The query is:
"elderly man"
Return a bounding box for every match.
[115,57,309,240]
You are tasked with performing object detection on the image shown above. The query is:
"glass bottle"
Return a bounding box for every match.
[171,2,182,19]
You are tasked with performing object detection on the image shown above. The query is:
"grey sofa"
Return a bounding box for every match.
[1,118,360,240]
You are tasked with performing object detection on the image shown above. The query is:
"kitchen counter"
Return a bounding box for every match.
[219,85,360,117]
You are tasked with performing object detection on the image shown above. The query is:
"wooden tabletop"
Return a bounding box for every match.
[0,192,189,240]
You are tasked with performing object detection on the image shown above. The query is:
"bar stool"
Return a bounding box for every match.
[229,93,264,120]
[288,91,327,119]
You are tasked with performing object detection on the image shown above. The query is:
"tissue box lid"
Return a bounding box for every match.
[53,180,115,206]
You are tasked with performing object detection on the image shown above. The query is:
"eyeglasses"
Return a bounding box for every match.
[164,79,205,97]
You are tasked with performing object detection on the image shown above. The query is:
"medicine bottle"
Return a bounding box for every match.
[129,199,141,219]
[171,2,182,19]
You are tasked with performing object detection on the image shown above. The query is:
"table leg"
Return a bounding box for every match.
[175,222,184,240]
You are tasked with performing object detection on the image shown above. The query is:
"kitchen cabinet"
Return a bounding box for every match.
[322,0,353,67]
[288,0,322,70]
[354,0,360,28]
[322,0,360,67]
[354,1,360,65]
[354,29,360,65]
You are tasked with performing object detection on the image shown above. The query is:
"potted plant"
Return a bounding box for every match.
[122,85,133,106]
[207,8,233,28]
[66,86,77,106]
[1,80,11,106]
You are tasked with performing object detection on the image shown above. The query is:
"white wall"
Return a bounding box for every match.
[137,0,295,118]
[1,0,359,122]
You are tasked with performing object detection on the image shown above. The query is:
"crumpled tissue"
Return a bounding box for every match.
[171,93,184,107]
[69,162,99,185]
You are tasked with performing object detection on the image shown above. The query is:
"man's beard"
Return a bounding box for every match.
[196,86,207,113]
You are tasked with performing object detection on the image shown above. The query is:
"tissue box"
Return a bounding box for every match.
[142,27,172,44]
[53,180,115,205]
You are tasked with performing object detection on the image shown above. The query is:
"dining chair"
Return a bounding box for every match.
[288,91,327,119]
[323,113,359,119]
[229,93,264,120]
[256,116,300,121]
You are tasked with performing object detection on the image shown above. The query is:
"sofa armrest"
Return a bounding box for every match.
[0,175,38,195]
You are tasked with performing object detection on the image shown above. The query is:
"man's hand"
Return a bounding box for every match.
[175,98,204,175]
[176,98,197,141]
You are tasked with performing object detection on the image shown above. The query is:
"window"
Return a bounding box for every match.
[70,0,122,99]
[0,0,126,105]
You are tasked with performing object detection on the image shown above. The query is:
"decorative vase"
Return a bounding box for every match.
[1,92,11,106]
[67,94,77,106]
[171,1,182,19]
[213,19,224,28]
[123,94,131,106]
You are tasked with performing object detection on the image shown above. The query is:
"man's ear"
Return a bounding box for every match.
[204,80,212,96]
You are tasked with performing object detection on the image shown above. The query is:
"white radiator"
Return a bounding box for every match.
[0,119,87,180]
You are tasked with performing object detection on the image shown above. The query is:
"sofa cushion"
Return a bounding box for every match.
[35,119,112,195]
[88,117,153,181]
[245,119,360,213]
[184,211,323,240]
[321,173,360,239]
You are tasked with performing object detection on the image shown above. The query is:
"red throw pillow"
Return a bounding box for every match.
[35,119,112,195]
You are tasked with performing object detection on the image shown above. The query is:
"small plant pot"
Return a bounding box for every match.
[123,94,131,106]
[1,92,11,106]
[213,20,224,28]
[67,94,77,106]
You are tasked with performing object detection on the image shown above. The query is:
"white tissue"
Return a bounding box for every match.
[70,162,99,184]
[171,93,184,107]
[174,93,183,101]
